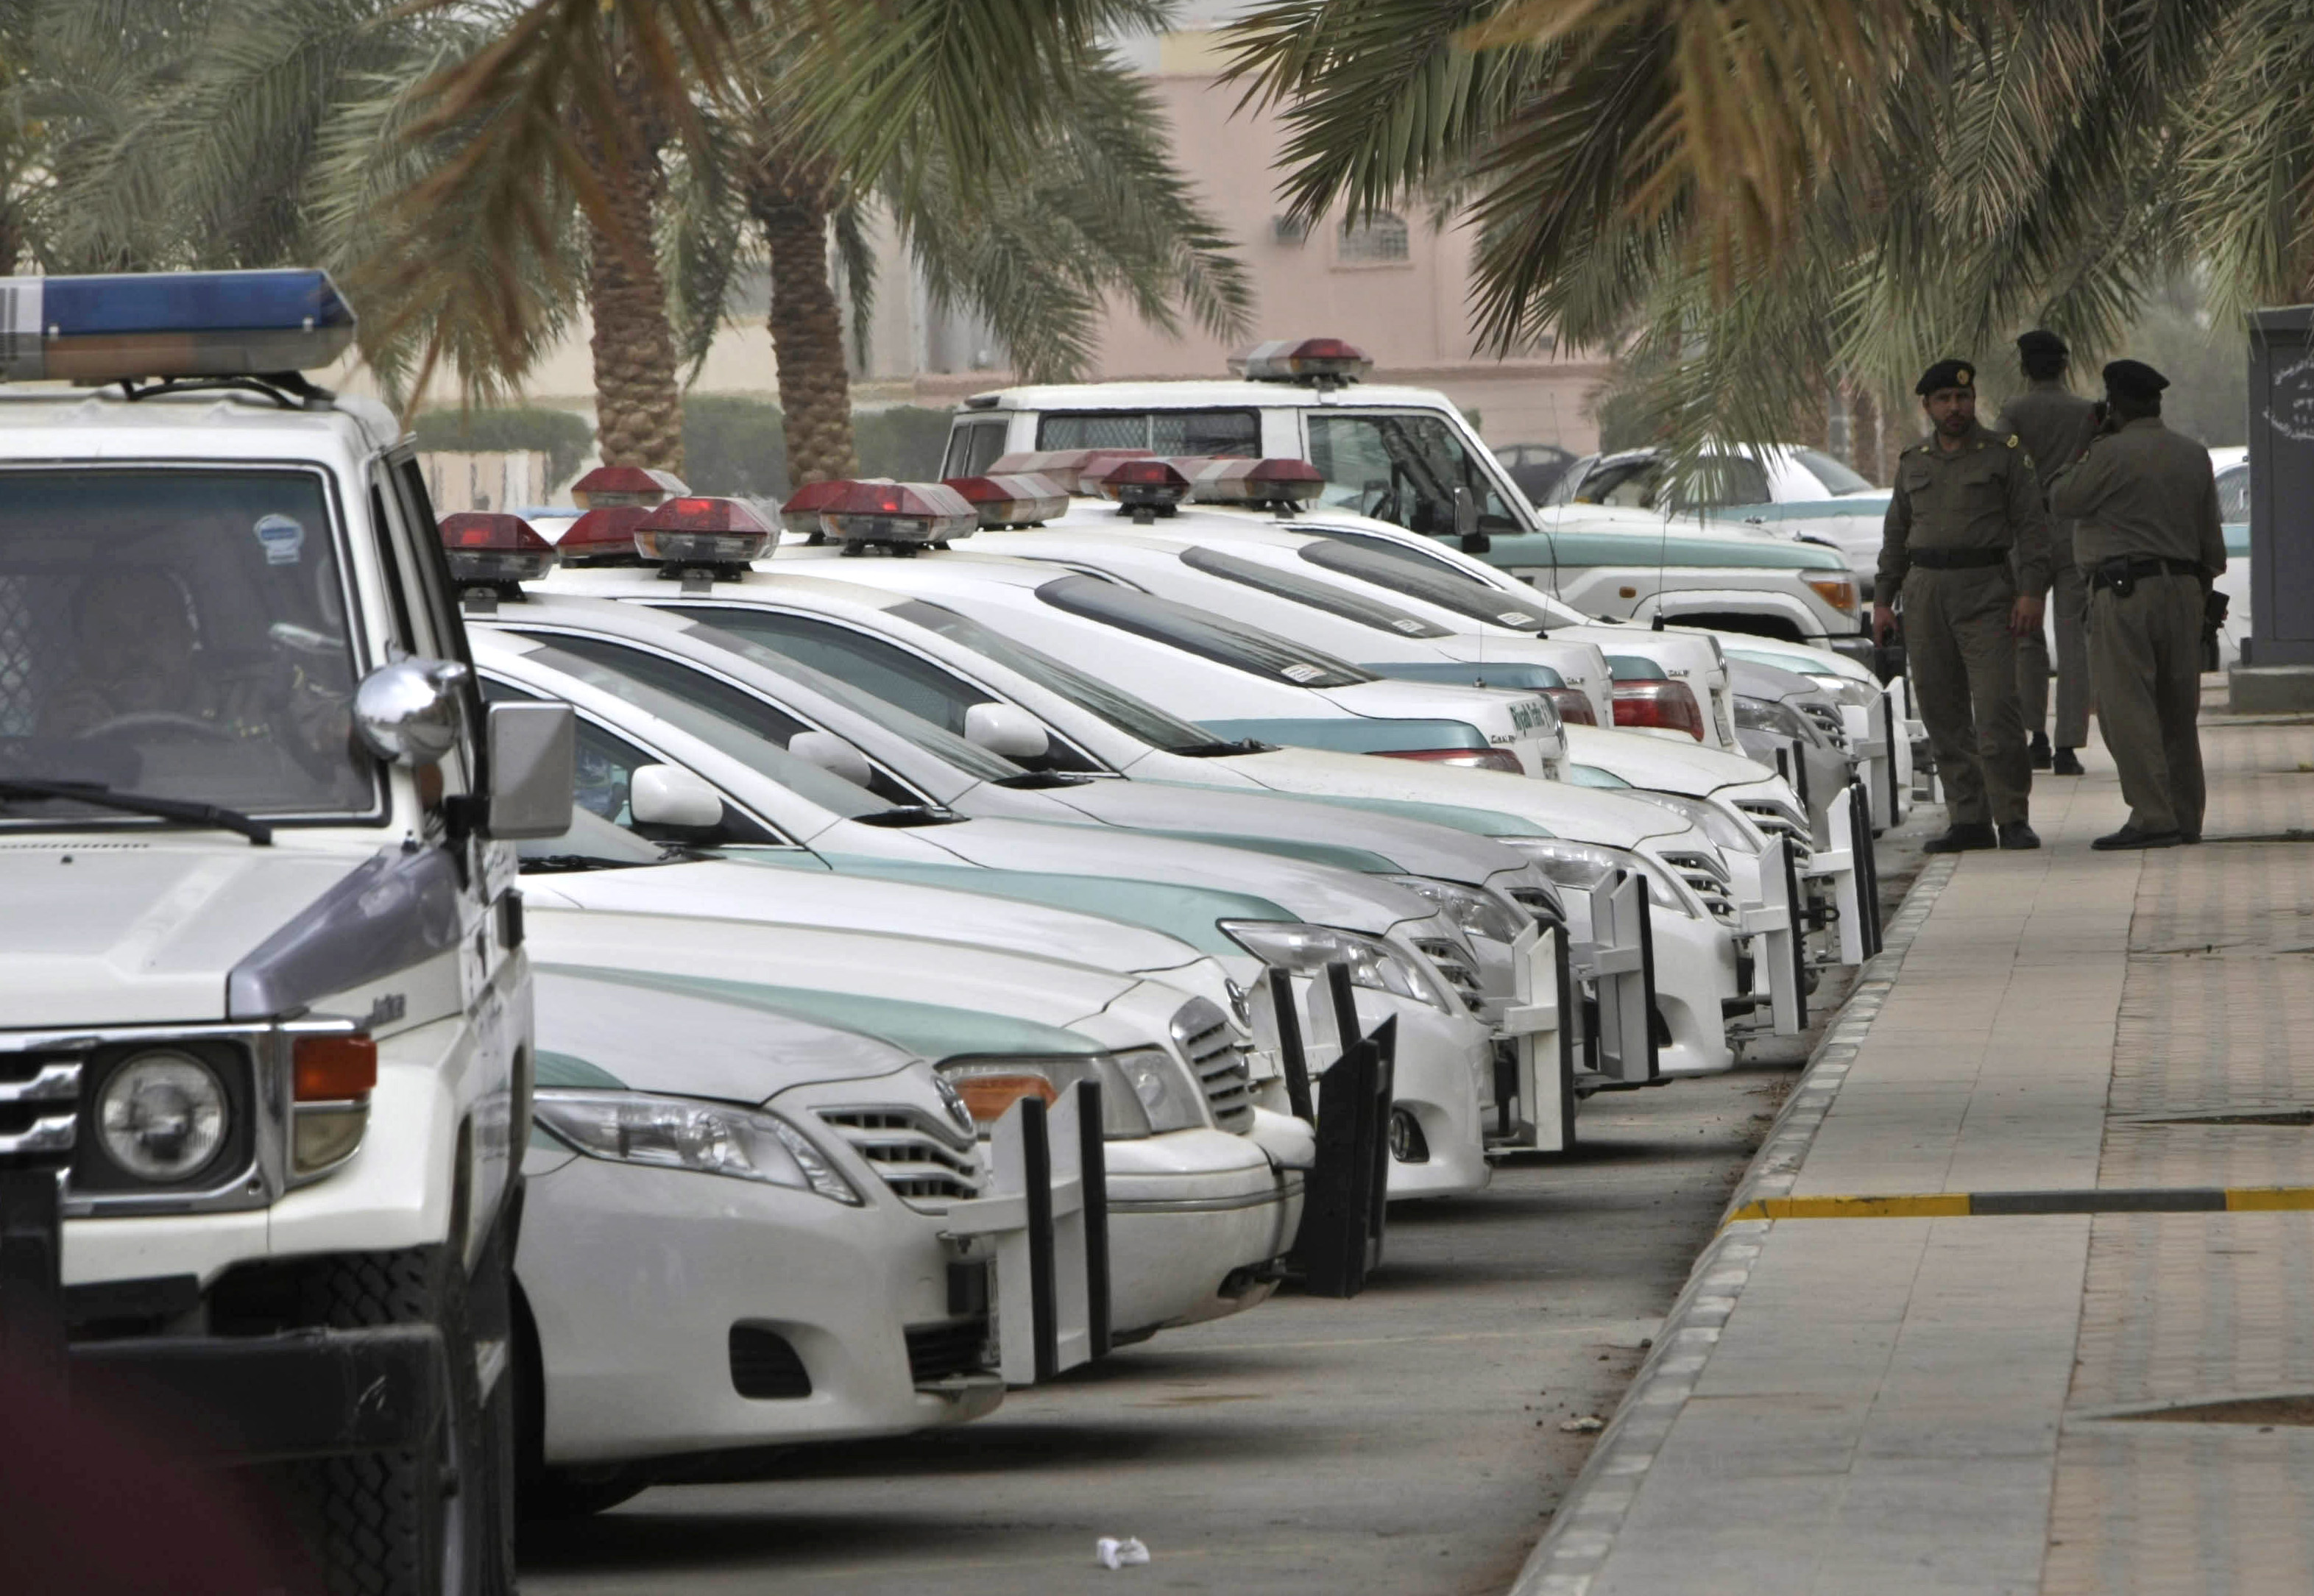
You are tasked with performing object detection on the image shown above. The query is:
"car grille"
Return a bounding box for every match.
[816,1107,981,1209]
[1657,851,1738,925]
[905,1317,994,1385]
[1414,937,1487,1013]
[1736,802,1816,868]
[0,1046,82,1158]
[1507,887,1563,926]
[1799,702,1847,749]
[1171,999,1255,1132]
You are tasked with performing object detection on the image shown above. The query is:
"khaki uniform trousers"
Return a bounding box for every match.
[2087,572,2206,837]
[1903,564,2031,827]
[2018,558,2089,748]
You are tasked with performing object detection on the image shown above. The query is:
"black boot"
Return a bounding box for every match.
[2030,731,2053,770]
[1999,820,2041,850]
[1922,823,1998,854]
[2051,748,2084,776]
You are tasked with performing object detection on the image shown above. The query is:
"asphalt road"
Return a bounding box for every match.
[521,828,1928,1596]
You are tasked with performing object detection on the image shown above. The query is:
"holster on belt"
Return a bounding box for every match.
[2092,556,2136,598]
[2203,587,2230,641]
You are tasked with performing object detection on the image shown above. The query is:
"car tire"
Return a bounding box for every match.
[277,1238,515,1596]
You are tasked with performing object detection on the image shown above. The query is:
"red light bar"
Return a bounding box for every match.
[990,447,1155,495]
[1189,456,1326,509]
[556,505,652,566]
[570,464,688,509]
[1612,678,1707,741]
[438,511,557,589]
[943,473,1069,529]
[779,478,858,539]
[1099,457,1192,517]
[1232,337,1375,386]
[819,480,978,554]
[634,496,774,569]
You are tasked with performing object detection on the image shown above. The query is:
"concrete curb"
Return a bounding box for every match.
[1504,852,1961,1596]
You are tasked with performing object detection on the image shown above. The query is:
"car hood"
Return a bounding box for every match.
[520,855,1211,978]
[1565,724,1779,797]
[526,907,1137,1051]
[0,839,364,1027]
[1025,779,1531,886]
[533,966,925,1103]
[1205,743,1690,848]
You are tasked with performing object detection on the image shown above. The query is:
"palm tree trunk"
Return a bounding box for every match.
[581,92,685,474]
[750,157,855,484]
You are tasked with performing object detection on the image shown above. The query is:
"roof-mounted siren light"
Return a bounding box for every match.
[635,496,775,586]
[555,504,653,567]
[1230,336,1374,389]
[943,473,1069,529]
[569,464,687,510]
[988,447,1154,496]
[778,478,860,545]
[439,511,556,611]
[1189,456,1326,514]
[0,268,355,393]
[818,480,978,558]
[1099,458,1192,522]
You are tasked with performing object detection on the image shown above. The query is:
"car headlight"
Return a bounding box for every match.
[1503,837,1693,917]
[1219,920,1444,1010]
[1733,695,1810,740]
[1618,790,1763,855]
[534,1090,864,1203]
[1805,673,1882,709]
[935,1052,1197,1138]
[1385,876,1529,944]
[97,1050,229,1182]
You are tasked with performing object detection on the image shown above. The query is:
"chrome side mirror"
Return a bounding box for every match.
[353,658,468,766]
[962,702,1050,760]
[789,731,874,788]
[629,763,725,829]
[484,701,575,840]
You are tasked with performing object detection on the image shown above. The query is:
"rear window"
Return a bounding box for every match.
[941,419,1011,478]
[1033,573,1373,689]
[1296,539,1554,631]
[1036,410,1259,457]
[1178,544,1451,639]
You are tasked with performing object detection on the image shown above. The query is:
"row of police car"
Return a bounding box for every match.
[1,278,1908,1596]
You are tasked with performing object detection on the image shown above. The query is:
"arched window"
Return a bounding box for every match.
[1337,212,1409,265]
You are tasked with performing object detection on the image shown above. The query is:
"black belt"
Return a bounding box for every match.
[1906,547,2010,571]
[2100,556,2201,580]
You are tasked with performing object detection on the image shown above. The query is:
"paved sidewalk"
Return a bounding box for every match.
[1514,703,2314,1595]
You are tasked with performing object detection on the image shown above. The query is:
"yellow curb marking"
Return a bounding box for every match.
[2223,1187,2314,1211]
[1724,1188,2314,1226]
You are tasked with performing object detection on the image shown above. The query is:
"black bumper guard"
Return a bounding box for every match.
[1278,962,1397,1299]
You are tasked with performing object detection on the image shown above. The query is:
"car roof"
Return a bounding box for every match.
[0,385,400,461]
[960,380,1468,413]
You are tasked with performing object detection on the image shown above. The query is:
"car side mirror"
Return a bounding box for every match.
[484,701,574,839]
[962,701,1051,760]
[629,763,725,829]
[353,657,467,765]
[789,731,874,788]
[1452,484,1490,554]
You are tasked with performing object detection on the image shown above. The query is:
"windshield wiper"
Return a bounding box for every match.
[993,770,1097,790]
[852,804,968,829]
[0,779,272,845]
[517,854,653,875]
[1170,739,1277,758]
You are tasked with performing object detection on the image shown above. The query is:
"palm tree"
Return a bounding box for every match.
[1217,0,2248,464]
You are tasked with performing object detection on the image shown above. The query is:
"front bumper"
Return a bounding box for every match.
[520,1154,1001,1466]
[1105,1129,1302,1335]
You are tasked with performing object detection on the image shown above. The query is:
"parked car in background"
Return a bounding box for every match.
[1494,441,1579,506]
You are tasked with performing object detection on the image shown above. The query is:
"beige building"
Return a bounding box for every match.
[375,3,1605,462]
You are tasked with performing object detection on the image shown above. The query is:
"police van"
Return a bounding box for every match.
[0,271,573,1593]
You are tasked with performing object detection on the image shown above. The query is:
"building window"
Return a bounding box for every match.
[1337,213,1409,266]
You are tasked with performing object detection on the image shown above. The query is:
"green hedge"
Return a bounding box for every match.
[410,407,594,488]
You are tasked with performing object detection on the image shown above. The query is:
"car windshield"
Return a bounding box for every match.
[1295,538,1557,631]
[1177,545,1453,639]
[1789,448,1877,496]
[2217,464,2249,524]
[1034,573,1374,688]
[884,599,1231,754]
[518,804,673,868]
[1572,453,1773,511]
[1303,411,1522,536]
[0,468,375,826]
[520,641,891,820]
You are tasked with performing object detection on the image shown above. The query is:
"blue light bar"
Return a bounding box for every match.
[0,269,356,384]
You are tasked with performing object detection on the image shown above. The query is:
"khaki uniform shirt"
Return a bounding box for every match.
[1995,383,2101,497]
[1876,423,2054,597]
[2047,417,2226,575]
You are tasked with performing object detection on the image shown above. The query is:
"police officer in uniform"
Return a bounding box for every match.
[1995,330,2098,776]
[1872,358,2053,852]
[2048,359,2226,849]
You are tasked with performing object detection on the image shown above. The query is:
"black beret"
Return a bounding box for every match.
[2016,329,2068,359]
[1915,358,1976,396]
[2101,358,2169,402]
